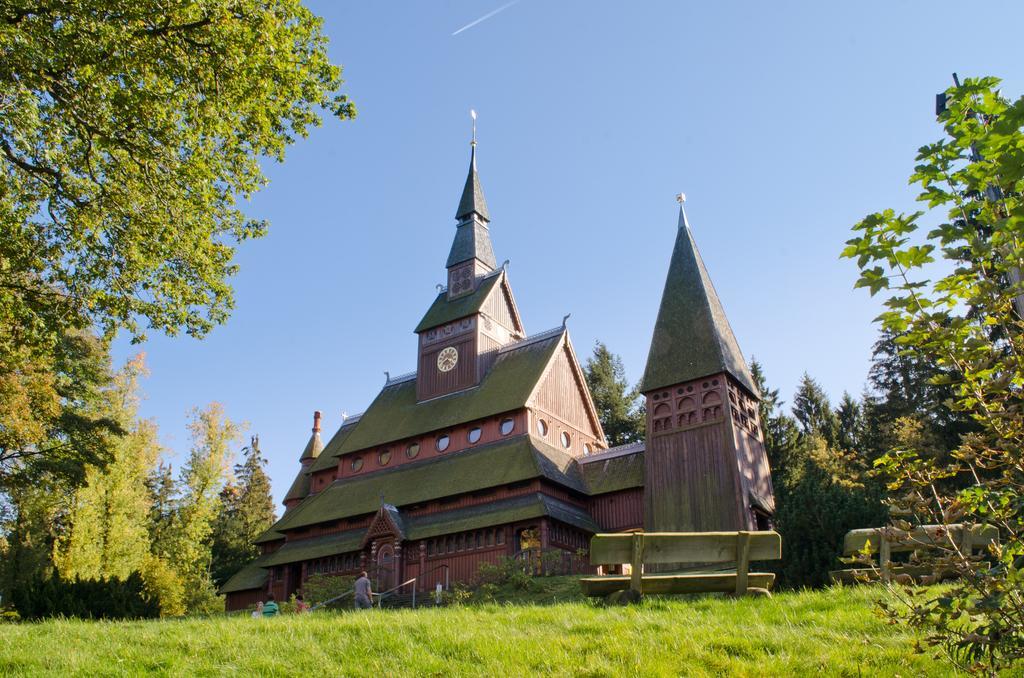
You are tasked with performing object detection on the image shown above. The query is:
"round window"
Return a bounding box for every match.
[350,456,363,472]
[583,443,591,455]
[378,449,392,465]
[500,418,515,435]
[537,419,548,437]
[406,442,420,459]
[560,431,571,449]
[436,434,450,452]
[468,427,482,444]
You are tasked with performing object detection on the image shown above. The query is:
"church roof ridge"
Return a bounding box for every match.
[579,440,645,463]
[498,325,565,353]
[385,370,417,386]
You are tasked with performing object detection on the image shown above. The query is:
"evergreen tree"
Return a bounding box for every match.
[750,359,800,473]
[54,355,161,580]
[211,436,276,586]
[835,391,864,452]
[792,373,840,447]
[146,462,178,562]
[583,342,644,446]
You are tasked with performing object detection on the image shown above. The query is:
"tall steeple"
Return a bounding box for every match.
[446,112,497,297]
[640,195,773,535]
[641,198,757,396]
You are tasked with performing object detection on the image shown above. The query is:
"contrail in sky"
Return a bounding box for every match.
[452,0,520,36]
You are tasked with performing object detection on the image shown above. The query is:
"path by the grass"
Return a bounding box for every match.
[1,585,952,676]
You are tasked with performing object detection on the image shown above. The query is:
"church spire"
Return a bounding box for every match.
[447,111,496,274]
[640,196,758,396]
[455,110,490,223]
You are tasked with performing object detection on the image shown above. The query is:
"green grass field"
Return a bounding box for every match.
[1,583,956,676]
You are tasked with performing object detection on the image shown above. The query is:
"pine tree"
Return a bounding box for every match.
[211,435,276,586]
[750,359,800,473]
[835,391,864,452]
[146,462,178,561]
[54,355,161,580]
[583,342,644,447]
[792,373,840,447]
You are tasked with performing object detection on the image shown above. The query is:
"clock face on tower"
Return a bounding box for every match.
[437,346,459,373]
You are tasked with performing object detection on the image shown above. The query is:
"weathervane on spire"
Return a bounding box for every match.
[676,192,690,229]
[470,109,477,146]
[676,192,686,205]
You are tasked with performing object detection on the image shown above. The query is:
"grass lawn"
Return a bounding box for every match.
[1,582,957,676]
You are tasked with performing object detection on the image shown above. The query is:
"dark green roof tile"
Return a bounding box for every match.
[579,448,645,495]
[641,208,758,396]
[307,418,362,474]
[219,558,269,594]
[447,221,497,269]
[414,270,503,333]
[259,529,366,567]
[406,493,600,540]
[271,434,584,533]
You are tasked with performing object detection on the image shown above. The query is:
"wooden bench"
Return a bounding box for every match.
[829,523,998,585]
[580,531,782,598]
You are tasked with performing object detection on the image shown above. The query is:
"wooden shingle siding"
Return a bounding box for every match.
[588,488,644,532]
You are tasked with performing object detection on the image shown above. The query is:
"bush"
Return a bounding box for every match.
[140,555,185,617]
[301,573,356,608]
[11,572,159,620]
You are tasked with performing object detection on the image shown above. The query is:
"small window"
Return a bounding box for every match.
[537,419,548,437]
[561,431,571,449]
[496,530,505,545]
[378,449,392,465]
[500,418,515,435]
[406,442,420,459]
[350,456,363,472]
[436,434,450,452]
[468,426,482,444]
[583,443,591,455]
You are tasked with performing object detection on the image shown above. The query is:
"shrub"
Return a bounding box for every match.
[11,572,159,620]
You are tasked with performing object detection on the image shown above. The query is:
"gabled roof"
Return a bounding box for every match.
[266,434,585,533]
[414,269,504,333]
[641,207,758,396]
[455,144,490,222]
[325,329,565,457]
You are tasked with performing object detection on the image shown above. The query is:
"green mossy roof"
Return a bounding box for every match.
[283,471,312,504]
[641,209,758,396]
[259,529,365,567]
[406,493,599,540]
[253,529,285,544]
[414,270,503,333]
[219,558,269,594]
[307,418,362,474]
[268,434,584,533]
[328,330,562,457]
[580,451,645,495]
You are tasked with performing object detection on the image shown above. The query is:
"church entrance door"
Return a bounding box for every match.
[376,543,395,591]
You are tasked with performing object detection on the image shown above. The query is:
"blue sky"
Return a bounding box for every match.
[111,1,1024,507]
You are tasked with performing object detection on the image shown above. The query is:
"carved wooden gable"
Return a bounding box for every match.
[529,334,605,441]
[361,505,406,547]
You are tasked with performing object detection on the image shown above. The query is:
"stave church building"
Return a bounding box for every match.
[221,137,775,610]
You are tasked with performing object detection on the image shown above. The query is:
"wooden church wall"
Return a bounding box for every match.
[417,332,478,400]
[644,422,743,532]
[588,488,644,532]
[481,282,520,333]
[531,346,600,456]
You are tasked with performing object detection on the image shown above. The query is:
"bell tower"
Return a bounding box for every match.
[640,196,775,532]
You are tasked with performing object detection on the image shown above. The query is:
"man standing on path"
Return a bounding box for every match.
[355,571,373,610]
